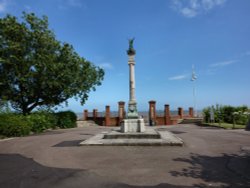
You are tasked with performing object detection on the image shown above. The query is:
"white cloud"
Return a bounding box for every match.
[0,0,8,13]
[168,74,188,80]
[181,7,197,18]
[58,0,84,10]
[202,59,238,76]
[209,60,237,67]
[171,0,227,18]
[98,63,114,70]
[67,0,82,7]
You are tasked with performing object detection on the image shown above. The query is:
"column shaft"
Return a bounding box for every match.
[129,64,136,102]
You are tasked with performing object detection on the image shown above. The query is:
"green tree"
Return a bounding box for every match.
[0,12,104,114]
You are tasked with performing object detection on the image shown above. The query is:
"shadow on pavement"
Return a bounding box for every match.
[0,153,83,188]
[0,154,213,188]
[112,184,193,188]
[170,153,250,187]
[169,131,187,134]
[80,133,95,136]
[53,139,85,147]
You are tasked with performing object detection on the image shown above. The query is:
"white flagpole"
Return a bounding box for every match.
[191,65,197,117]
[193,78,196,117]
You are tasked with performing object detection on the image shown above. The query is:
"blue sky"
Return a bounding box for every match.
[1,0,250,112]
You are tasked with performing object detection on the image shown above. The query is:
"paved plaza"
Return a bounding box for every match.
[0,124,250,188]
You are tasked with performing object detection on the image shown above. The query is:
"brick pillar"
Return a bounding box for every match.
[149,100,156,126]
[118,101,125,124]
[93,109,98,121]
[83,110,88,120]
[189,107,194,117]
[105,105,110,126]
[164,104,171,125]
[178,107,183,119]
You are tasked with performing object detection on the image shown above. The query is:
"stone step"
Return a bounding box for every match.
[103,133,161,139]
[80,128,184,146]
[84,139,183,146]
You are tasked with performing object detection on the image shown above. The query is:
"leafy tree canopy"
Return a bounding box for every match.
[0,12,104,114]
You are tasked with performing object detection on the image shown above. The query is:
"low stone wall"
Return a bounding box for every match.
[76,120,97,127]
[156,116,165,125]
[83,101,195,127]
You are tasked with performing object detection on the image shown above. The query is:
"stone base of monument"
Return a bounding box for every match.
[120,118,145,133]
[79,127,183,146]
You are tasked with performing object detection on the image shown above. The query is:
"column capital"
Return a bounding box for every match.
[149,100,156,104]
[118,101,125,105]
[128,54,135,64]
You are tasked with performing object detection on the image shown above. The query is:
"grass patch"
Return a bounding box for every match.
[203,122,246,129]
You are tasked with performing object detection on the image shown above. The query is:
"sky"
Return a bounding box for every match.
[0,0,250,113]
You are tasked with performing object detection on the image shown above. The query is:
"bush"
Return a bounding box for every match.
[202,107,211,123]
[55,111,77,128]
[213,104,224,123]
[203,105,224,123]
[0,110,77,137]
[236,115,248,125]
[25,111,57,133]
[223,105,235,123]
[0,114,31,137]
[203,105,249,125]
[233,111,249,125]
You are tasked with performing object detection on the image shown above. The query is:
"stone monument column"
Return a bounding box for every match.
[120,38,145,133]
[127,53,138,118]
[129,55,136,101]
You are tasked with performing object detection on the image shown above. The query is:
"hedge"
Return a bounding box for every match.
[55,111,77,128]
[0,110,77,137]
[26,112,57,133]
[0,114,31,137]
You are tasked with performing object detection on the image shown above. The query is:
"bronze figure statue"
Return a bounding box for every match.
[127,38,136,55]
[128,38,134,49]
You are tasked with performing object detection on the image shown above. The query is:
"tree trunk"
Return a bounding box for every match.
[22,104,31,116]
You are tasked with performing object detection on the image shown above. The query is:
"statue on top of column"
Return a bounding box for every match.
[127,38,136,55]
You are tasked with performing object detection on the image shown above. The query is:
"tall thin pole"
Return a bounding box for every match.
[193,78,196,117]
[191,65,197,117]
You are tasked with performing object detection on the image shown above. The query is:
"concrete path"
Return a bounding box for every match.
[0,124,250,188]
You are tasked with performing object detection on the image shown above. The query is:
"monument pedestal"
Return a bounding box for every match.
[120,118,145,133]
